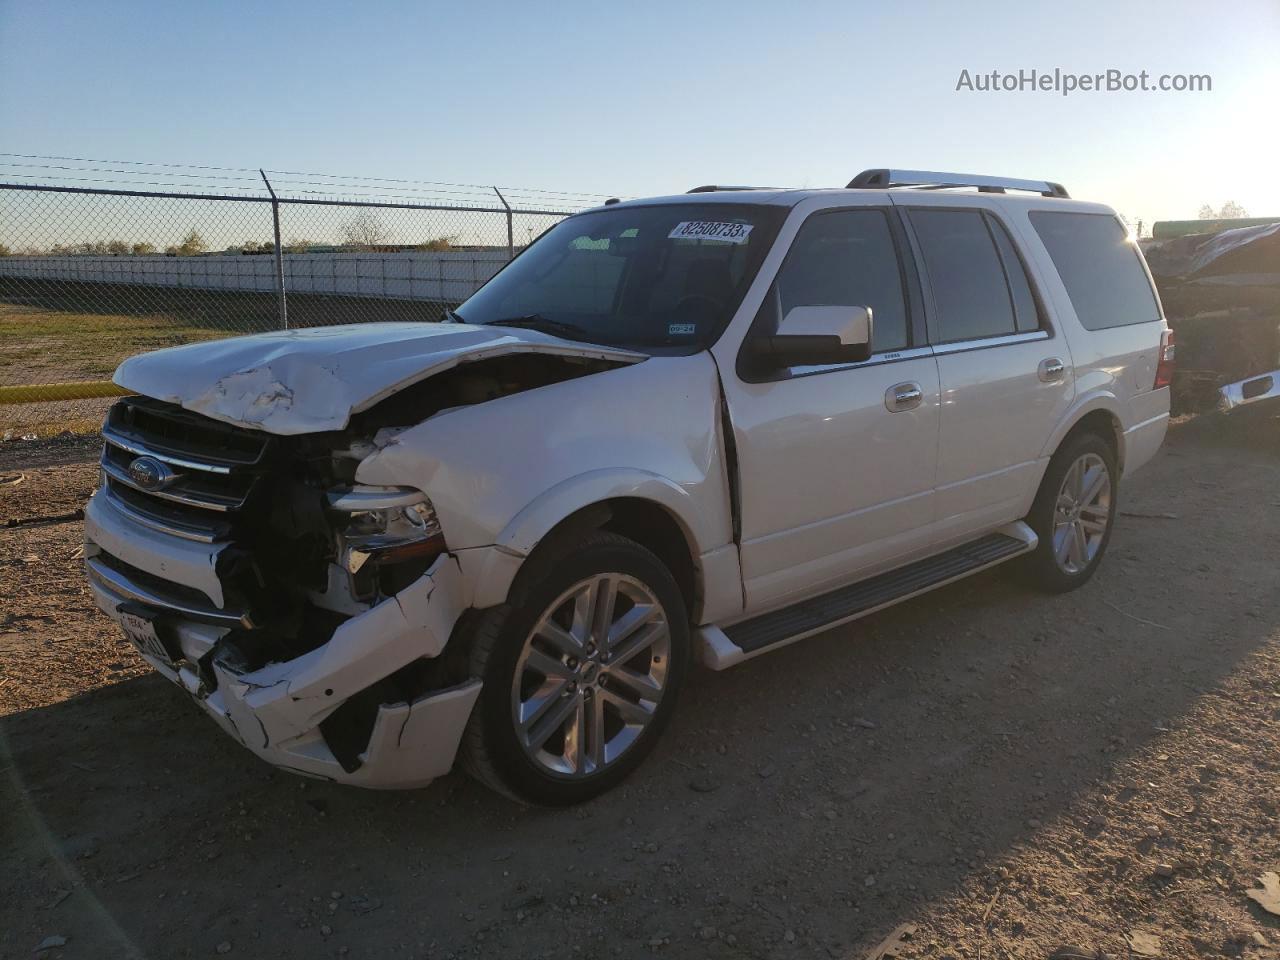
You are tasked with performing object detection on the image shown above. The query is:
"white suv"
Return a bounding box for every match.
[84,169,1172,803]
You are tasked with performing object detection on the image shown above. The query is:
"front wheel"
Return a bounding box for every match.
[1020,432,1119,593]
[458,531,689,804]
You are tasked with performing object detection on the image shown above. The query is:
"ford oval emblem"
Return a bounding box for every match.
[127,456,176,491]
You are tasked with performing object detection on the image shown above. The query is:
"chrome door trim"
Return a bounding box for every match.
[931,330,1050,356]
[787,345,934,378]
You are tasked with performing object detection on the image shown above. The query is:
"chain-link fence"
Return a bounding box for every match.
[0,160,606,435]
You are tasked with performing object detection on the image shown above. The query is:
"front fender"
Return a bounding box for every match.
[462,468,706,609]
[352,352,734,612]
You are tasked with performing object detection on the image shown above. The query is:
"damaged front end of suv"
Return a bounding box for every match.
[84,326,641,787]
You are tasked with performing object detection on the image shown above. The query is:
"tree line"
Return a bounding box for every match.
[0,213,459,257]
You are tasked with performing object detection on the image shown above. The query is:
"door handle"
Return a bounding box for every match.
[1038,358,1066,382]
[886,381,923,412]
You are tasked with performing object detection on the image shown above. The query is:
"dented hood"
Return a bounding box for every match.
[113,322,646,435]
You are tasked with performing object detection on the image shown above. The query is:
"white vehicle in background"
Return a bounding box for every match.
[84,168,1172,804]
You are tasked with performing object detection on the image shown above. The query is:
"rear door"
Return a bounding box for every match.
[901,203,1075,548]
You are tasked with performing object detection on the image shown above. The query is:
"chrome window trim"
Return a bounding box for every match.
[787,345,935,378]
[931,330,1050,355]
[785,330,1049,376]
[102,423,233,475]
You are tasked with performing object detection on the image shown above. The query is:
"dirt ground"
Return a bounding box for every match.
[2,414,1278,960]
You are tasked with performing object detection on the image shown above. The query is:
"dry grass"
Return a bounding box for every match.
[0,301,232,384]
[0,279,455,433]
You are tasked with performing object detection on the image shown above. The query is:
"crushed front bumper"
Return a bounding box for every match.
[84,491,481,789]
[1219,368,1280,412]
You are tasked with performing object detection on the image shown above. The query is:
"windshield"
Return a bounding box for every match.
[454,203,785,351]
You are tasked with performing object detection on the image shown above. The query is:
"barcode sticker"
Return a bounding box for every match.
[667,221,754,244]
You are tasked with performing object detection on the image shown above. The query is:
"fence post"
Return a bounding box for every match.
[260,169,289,329]
[493,186,514,260]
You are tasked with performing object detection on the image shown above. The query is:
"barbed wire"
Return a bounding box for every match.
[0,153,623,203]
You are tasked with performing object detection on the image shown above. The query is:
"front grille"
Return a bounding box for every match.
[95,396,338,631]
[101,397,275,541]
[110,396,269,466]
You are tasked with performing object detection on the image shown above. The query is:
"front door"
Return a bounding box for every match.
[718,204,941,613]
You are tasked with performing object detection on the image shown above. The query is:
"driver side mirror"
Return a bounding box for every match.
[752,305,873,367]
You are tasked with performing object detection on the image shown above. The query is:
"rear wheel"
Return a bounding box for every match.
[458,531,689,804]
[1021,432,1118,593]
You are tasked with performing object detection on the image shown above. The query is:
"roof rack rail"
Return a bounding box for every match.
[686,184,780,194]
[847,168,1069,199]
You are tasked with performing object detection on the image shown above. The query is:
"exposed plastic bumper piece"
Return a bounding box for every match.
[1219,368,1280,412]
[87,549,481,789]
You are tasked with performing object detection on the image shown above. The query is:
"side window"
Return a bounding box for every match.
[1030,211,1161,330]
[985,213,1042,333]
[770,209,909,353]
[908,208,1017,342]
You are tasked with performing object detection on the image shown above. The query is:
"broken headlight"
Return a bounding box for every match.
[327,485,446,576]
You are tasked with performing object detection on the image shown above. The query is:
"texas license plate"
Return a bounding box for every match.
[118,607,171,664]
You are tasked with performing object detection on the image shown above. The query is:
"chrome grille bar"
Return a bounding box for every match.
[102,484,227,543]
[100,454,245,512]
[102,422,234,475]
[86,556,250,628]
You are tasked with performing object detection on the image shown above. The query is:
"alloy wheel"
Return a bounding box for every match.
[511,574,670,778]
[1052,452,1112,575]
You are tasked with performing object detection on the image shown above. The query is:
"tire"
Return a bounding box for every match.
[457,530,689,805]
[1020,431,1119,593]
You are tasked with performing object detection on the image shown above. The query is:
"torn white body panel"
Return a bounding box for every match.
[354,351,736,565]
[113,321,645,435]
[85,548,479,788]
[228,554,468,747]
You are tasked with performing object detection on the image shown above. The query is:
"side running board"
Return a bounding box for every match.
[699,522,1037,670]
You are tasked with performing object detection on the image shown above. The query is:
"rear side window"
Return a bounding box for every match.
[771,209,909,352]
[1030,212,1160,330]
[987,216,1042,333]
[908,209,1019,342]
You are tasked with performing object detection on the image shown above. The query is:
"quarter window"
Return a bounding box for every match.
[908,209,1020,342]
[768,209,909,353]
[1030,211,1161,330]
[986,214,1042,333]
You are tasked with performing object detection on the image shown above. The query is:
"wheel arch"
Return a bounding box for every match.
[467,470,710,619]
[1043,396,1125,472]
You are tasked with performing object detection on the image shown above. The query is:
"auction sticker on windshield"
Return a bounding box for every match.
[668,221,754,244]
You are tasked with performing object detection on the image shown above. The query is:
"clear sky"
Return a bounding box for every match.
[1,0,1277,228]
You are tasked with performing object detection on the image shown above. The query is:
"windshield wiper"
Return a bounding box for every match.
[484,315,595,341]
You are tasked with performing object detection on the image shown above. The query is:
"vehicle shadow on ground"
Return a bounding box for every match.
[4,413,1278,959]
